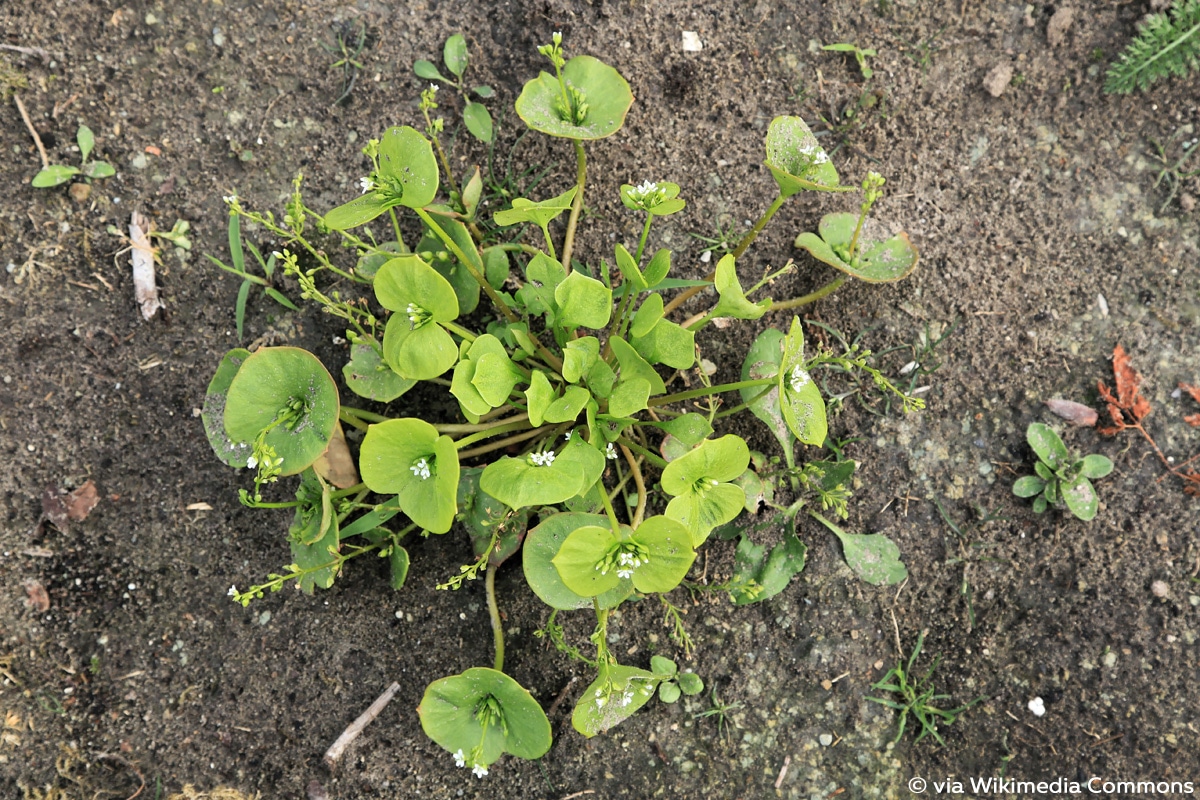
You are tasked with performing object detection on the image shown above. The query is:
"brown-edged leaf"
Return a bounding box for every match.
[65,481,99,521]
[23,579,50,613]
[1044,398,1098,427]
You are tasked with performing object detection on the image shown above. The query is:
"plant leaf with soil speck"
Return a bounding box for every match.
[572,664,659,737]
[811,511,907,586]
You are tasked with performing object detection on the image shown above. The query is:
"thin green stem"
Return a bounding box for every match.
[341,405,389,424]
[619,444,647,528]
[454,419,536,451]
[598,473,622,533]
[648,377,776,407]
[416,208,519,323]
[442,320,478,343]
[486,564,504,672]
[484,242,543,257]
[768,276,846,312]
[615,436,667,469]
[435,413,529,435]
[457,425,551,460]
[560,140,586,271]
[713,384,775,419]
[388,208,406,250]
[330,482,367,500]
[635,215,654,263]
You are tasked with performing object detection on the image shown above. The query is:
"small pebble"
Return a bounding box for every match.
[1151,580,1169,598]
[818,733,833,746]
[681,31,702,52]
[1028,696,1046,717]
[982,62,1014,97]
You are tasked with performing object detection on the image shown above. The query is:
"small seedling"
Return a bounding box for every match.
[1105,0,1200,94]
[822,42,877,80]
[321,20,368,105]
[692,688,743,744]
[869,632,981,745]
[1012,423,1112,521]
[31,125,115,188]
[415,34,496,143]
[204,209,298,340]
[650,655,704,704]
[1147,127,1200,213]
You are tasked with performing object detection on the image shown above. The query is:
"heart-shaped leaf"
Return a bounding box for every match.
[418,668,552,768]
[794,212,919,283]
[763,115,846,196]
[812,511,907,586]
[480,437,601,510]
[494,186,578,229]
[555,271,612,331]
[711,254,769,320]
[360,418,459,533]
[553,514,695,596]
[203,348,252,467]
[523,513,635,610]
[516,55,633,140]
[342,342,416,402]
[662,436,751,545]
[572,664,659,737]
[377,256,461,380]
[610,336,665,394]
[223,347,340,475]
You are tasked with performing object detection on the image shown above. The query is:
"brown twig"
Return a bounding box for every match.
[0,43,55,62]
[13,94,49,169]
[323,681,401,768]
[774,755,791,789]
[95,752,146,800]
[546,676,578,718]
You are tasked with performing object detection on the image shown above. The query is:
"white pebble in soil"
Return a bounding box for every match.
[1028,697,1046,717]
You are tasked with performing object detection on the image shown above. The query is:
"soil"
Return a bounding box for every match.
[2,0,1198,798]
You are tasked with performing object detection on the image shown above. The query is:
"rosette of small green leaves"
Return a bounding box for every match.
[763,115,846,196]
[451,334,524,423]
[31,125,116,188]
[418,668,552,775]
[222,346,340,477]
[777,317,828,447]
[324,126,439,230]
[619,180,685,216]
[516,35,632,140]
[375,255,461,380]
[1013,423,1113,521]
[552,514,696,597]
[661,435,751,546]
[360,418,459,533]
[650,656,704,704]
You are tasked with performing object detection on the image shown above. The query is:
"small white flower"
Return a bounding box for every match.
[359,176,374,194]
[595,695,607,709]
[246,455,259,470]
[529,450,556,467]
[789,365,811,393]
[620,689,634,707]
[564,432,573,442]
[472,764,488,778]
[410,458,432,480]
[453,749,466,768]
[227,585,238,597]
[606,442,618,460]
[222,193,238,204]
[406,303,425,326]
[617,568,633,579]
[429,83,439,92]
[711,479,720,486]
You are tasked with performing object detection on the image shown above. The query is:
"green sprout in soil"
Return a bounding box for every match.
[822,42,877,80]
[1147,126,1200,213]
[1104,0,1200,94]
[31,124,115,188]
[321,19,368,106]
[1012,422,1113,521]
[414,34,496,144]
[204,206,299,341]
[693,687,743,745]
[202,32,925,777]
[869,631,982,745]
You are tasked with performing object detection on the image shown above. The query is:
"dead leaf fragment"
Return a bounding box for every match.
[312,422,359,489]
[1044,398,1098,427]
[66,480,99,521]
[42,485,69,529]
[186,502,214,511]
[23,579,50,613]
[130,211,164,320]
[1098,344,1151,433]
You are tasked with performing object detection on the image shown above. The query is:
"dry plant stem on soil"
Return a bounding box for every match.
[323,681,401,768]
[13,93,49,169]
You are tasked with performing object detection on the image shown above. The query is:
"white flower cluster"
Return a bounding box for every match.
[619,688,635,707]
[406,303,425,326]
[627,180,660,204]
[410,458,432,480]
[246,452,283,471]
[358,176,376,194]
[452,749,488,778]
[605,442,618,460]
[529,450,556,467]
[227,585,238,597]
[789,365,811,393]
[616,550,644,580]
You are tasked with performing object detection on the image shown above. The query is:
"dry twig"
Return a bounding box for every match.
[323,681,401,768]
[13,93,48,169]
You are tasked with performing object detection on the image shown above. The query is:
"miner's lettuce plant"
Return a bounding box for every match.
[204,32,922,777]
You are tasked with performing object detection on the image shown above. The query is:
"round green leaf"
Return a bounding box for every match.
[628,516,696,593]
[374,255,459,320]
[1062,476,1100,521]
[1012,475,1047,498]
[1080,454,1113,479]
[463,102,494,143]
[794,212,919,283]
[515,55,633,140]
[764,115,844,196]
[555,271,612,331]
[479,453,584,510]
[418,668,552,766]
[383,315,458,381]
[650,656,678,677]
[572,664,658,737]
[202,348,252,467]
[661,435,751,494]
[544,385,592,424]
[223,347,340,475]
[377,125,439,209]
[1026,422,1069,470]
[360,418,459,533]
[677,672,704,696]
[342,342,416,402]
[523,513,634,610]
[658,682,682,704]
[553,524,623,597]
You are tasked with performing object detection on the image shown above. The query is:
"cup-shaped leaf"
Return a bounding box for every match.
[516,55,633,140]
[1026,422,1069,471]
[555,272,612,331]
[764,116,845,196]
[794,212,919,283]
[552,524,623,597]
[223,347,340,475]
[377,256,460,380]
[480,436,601,510]
[572,664,658,737]
[377,125,439,209]
[360,418,459,533]
[627,515,696,593]
[620,181,685,216]
[524,513,634,610]
[493,186,578,229]
[711,254,769,320]
[203,348,252,467]
[662,436,751,545]
[553,515,695,597]
[1062,476,1100,521]
[418,668,552,768]
[777,317,827,447]
[342,342,416,403]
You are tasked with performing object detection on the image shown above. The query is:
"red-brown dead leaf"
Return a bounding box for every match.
[1112,344,1142,408]
[65,481,99,521]
[1185,414,1200,428]
[23,579,50,613]
[1181,383,1200,404]
[1044,398,1098,427]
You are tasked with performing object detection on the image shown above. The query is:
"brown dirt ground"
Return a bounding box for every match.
[1,0,1198,798]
